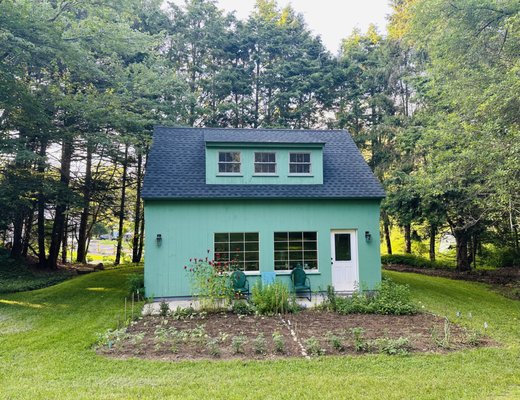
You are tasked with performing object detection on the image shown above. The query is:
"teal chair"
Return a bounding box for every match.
[291,266,311,301]
[231,270,250,298]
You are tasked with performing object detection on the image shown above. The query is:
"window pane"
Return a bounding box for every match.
[244,232,258,241]
[274,251,288,261]
[214,233,228,242]
[244,251,259,261]
[245,262,259,271]
[303,232,317,241]
[245,241,259,251]
[304,260,318,270]
[214,242,229,253]
[274,241,288,251]
[230,233,243,242]
[289,232,302,240]
[275,261,289,270]
[303,240,317,250]
[230,242,244,252]
[334,233,351,261]
[274,232,287,241]
[303,250,317,260]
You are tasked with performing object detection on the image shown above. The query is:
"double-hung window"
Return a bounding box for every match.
[218,151,241,174]
[254,152,276,174]
[214,232,259,271]
[289,153,311,174]
[274,232,318,271]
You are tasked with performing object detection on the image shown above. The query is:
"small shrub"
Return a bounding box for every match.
[325,285,337,311]
[170,306,196,320]
[96,328,127,349]
[431,317,451,349]
[159,300,170,317]
[272,331,285,354]
[334,279,416,315]
[465,329,483,346]
[251,281,293,315]
[231,335,247,354]
[253,333,267,355]
[350,327,368,352]
[304,336,325,356]
[206,338,221,358]
[232,300,255,315]
[326,331,345,352]
[373,337,410,355]
[381,254,452,269]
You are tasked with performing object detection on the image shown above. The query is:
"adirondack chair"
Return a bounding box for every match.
[291,266,311,301]
[231,270,250,298]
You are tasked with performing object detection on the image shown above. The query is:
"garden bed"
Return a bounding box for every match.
[97,310,492,361]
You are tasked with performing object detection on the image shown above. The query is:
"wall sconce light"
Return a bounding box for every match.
[365,231,372,242]
[156,234,162,246]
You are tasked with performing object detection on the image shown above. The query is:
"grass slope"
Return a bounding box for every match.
[1,268,520,399]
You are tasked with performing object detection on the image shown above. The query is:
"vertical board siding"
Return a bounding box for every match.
[144,199,381,297]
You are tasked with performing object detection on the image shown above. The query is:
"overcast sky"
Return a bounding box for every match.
[212,0,392,54]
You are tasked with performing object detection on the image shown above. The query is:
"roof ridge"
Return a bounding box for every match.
[154,125,347,133]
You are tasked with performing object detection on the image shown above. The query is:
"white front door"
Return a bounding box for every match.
[331,230,358,292]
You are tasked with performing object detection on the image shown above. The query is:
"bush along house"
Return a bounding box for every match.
[141,127,385,298]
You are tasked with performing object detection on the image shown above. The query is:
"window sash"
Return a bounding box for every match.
[273,231,318,271]
[214,232,259,271]
[289,153,311,174]
[218,152,241,174]
[254,152,276,174]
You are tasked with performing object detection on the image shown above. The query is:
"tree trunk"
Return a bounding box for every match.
[403,223,412,254]
[61,216,68,264]
[22,206,35,257]
[454,230,471,271]
[47,138,73,269]
[76,143,93,263]
[382,212,392,255]
[429,224,436,262]
[132,151,143,263]
[36,138,48,267]
[10,211,25,258]
[114,143,129,266]
[137,210,144,262]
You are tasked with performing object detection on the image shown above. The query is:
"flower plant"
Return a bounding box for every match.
[185,250,237,310]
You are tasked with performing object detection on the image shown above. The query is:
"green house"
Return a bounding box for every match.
[142,127,385,298]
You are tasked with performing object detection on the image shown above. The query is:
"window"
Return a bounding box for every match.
[289,153,311,174]
[218,151,241,174]
[214,232,259,271]
[274,232,318,271]
[254,152,276,174]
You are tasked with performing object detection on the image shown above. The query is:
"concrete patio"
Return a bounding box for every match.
[142,295,325,315]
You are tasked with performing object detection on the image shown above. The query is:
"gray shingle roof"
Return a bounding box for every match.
[204,129,326,144]
[142,126,385,200]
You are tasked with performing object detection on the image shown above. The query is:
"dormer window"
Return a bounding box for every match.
[218,151,241,174]
[254,152,276,174]
[289,152,311,174]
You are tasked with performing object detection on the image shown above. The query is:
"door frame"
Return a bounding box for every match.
[330,229,359,292]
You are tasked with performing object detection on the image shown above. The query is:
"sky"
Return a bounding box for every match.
[213,0,392,54]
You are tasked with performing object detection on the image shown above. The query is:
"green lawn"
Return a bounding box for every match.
[1,269,520,399]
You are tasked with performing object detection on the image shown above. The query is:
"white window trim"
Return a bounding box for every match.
[253,151,277,176]
[288,152,312,176]
[273,231,319,273]
[217,151,242,176]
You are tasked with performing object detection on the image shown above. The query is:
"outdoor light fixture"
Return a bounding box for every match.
[365,231,372,242]
[156,234,162,246]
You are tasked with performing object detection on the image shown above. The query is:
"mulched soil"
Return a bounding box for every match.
[97,311,492,361]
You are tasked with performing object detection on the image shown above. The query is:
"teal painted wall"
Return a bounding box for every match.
[144,199,382,298]
[205,145,323,185]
